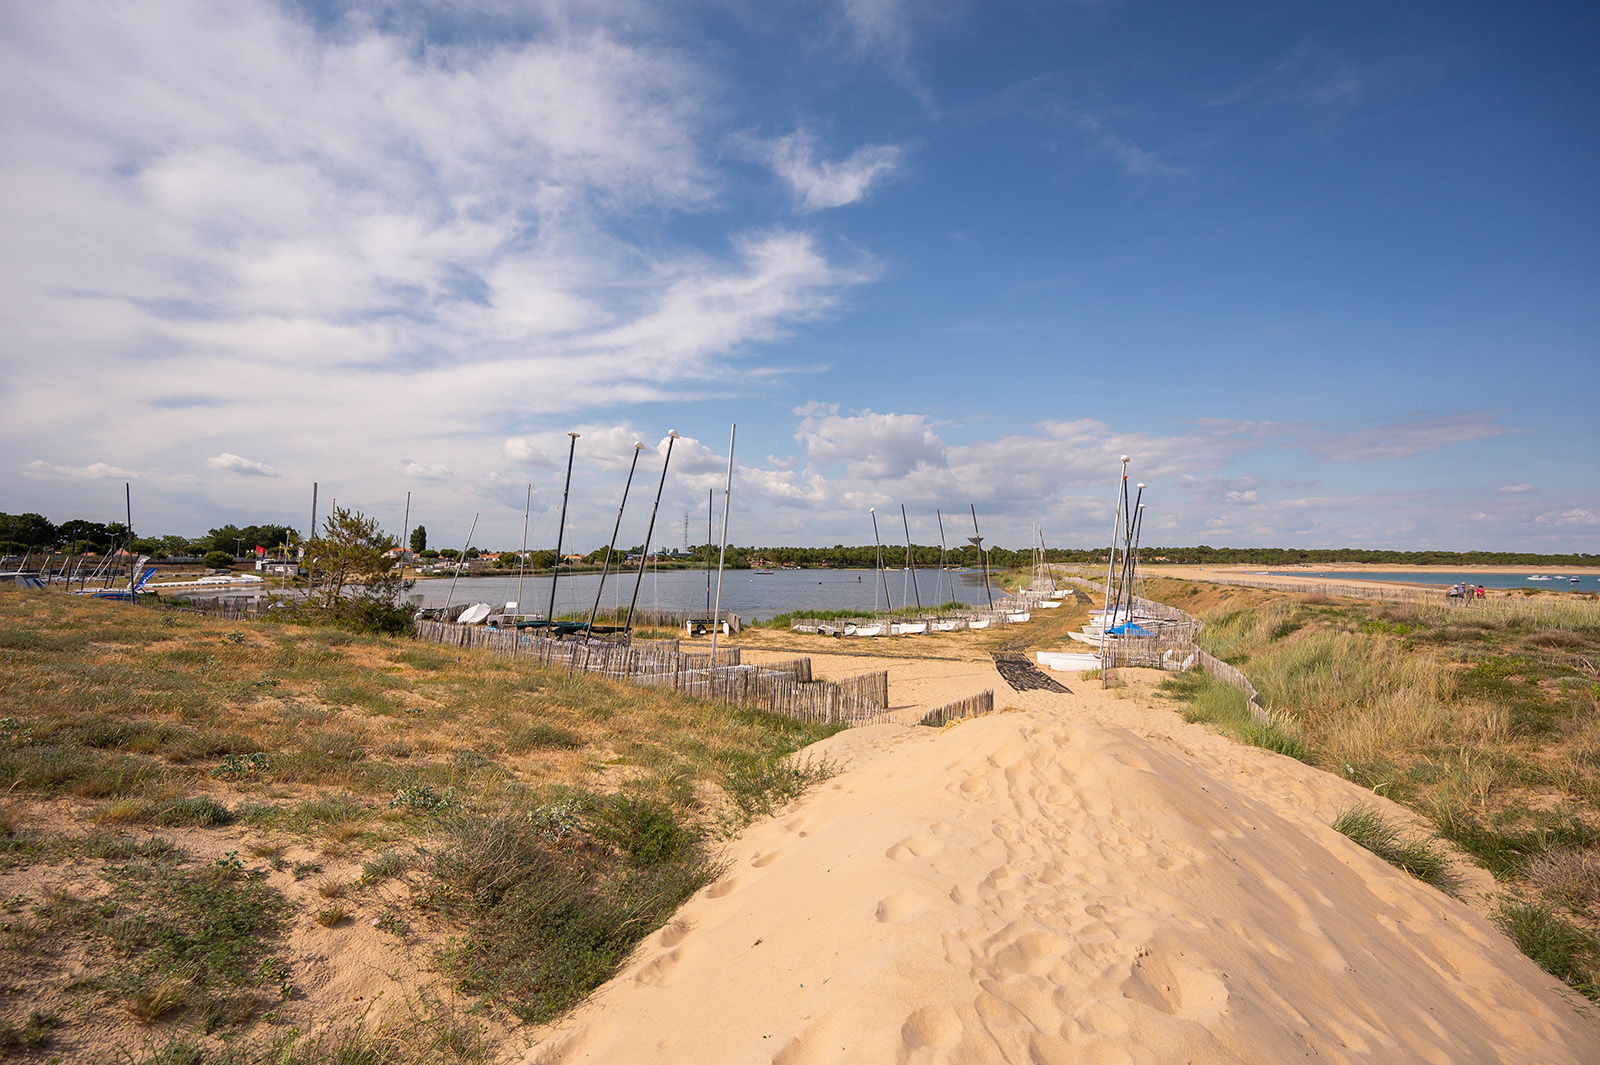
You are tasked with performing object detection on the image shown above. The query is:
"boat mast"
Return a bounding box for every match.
[587,443,644,641]
[970,504,994,608]
[870,508,889,613]
[625,431,680,639]
[515,484,530,613]
[399,490,412,584]
[1104,457,1128,614]
[708,425,735,658]
[705,488,712,615]
[1113,484,1145,626]
[546,432,580,627]
[936,509,954,604]
[443,512,478,616]
[901,504,921,613]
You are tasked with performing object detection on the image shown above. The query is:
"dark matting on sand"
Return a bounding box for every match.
[991,652,1072,694]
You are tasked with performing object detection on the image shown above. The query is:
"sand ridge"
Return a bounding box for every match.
[515,658,1600,1065]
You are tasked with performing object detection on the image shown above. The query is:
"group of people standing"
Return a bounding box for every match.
[1447,582,1486,602]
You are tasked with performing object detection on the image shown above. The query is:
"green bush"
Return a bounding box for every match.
[203,551,235,570]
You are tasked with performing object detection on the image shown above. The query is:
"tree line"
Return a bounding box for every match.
[4,511,1594,568]
[0,512,296,558]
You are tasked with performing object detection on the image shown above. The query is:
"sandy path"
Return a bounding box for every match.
[515,655,1600,1065]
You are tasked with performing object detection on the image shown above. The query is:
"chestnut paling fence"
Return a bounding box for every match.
[414,620,895,726]
[1060,575,1269,725]
[918,690,996,727]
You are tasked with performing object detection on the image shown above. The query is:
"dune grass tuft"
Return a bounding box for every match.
[1333,804,1458,892]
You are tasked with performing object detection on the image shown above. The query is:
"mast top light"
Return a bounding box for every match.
[1121,455,1130,462]
[668,430,681,439]
[567,431,580,439]
[633,442,644,450]
[1137,482,1145,489]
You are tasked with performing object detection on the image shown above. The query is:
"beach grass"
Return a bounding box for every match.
[0,585,843,1053]
[1148,577,1600,997]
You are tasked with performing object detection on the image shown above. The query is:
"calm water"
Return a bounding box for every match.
[412,567,1004,622]
[1264,571,1598,593]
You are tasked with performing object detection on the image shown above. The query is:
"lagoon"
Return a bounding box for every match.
[411,567,1005,622]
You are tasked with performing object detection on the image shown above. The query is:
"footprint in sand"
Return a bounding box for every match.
[658,919,691,947]
[900,1005,962,1050]
[706,876,742,898]
[751,850,784,868]
[886,834,946,860]
[875,891,937,923]
[1120,951,1228,1022]
[633,947,684,986]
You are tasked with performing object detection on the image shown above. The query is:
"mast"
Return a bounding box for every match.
[587,444,644,640]
[625,432,680,639]
[443,513,478,616]
[708,425,735,659]
[546,432,580,627]
[399,491,411,582]
[870,508,890,612]
[705,488,713,615]
[936,509,954,604]
[1104,456,1128,613]
[901,504,921,613]
[515,484,531,613]
[1114,483,1145,626]
[970,504,993,608]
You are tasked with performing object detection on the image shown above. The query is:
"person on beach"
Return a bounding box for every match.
[1476,585,1486,599]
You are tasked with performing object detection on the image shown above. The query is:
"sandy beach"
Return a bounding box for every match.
[514,648,1600,1065]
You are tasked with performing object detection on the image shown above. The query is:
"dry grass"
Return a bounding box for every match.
[1147,577,1600,998]
[0,586,843,1055]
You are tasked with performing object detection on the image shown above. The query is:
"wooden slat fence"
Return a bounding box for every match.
[918,690,995,727]
[413,620,892,727]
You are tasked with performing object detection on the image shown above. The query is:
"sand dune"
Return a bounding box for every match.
[518,665,1600,1065]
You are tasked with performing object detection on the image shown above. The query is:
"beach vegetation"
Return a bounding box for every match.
[1332,804,1458,892]
[1146,577,1600,994]
[0,585,841,1052]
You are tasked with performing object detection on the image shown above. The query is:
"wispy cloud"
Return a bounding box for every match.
[764,130,903,211]
[1498,483,1535,494]
[207,454,280,478]
[396,460,453,482]
[0,0,873,530]
[24,460,136,481]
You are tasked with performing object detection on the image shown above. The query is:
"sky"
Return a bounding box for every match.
[2,0,1596,555]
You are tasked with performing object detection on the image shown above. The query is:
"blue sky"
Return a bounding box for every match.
[2,0,1595,554]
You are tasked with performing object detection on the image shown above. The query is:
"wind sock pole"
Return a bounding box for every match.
[870,508,890,613]
[971,504,993,608]
[901,504,922,613]
[625,432,680,640]
[1104,456,1128,614]
[709,425,735,659]
[546,432,580,628]
[587,443,644,642]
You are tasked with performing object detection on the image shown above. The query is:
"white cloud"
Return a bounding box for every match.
[1534,508,1600,528]
[796,405,946,479]
[396,460,453,481]
[0,1,871,533]
[765,130,902,211]
[207,453,280,478]
[1498,483,1535,494]
[24,460,136,480]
